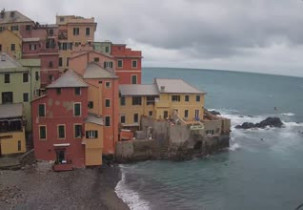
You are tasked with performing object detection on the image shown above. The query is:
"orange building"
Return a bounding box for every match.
[69,51,119,155]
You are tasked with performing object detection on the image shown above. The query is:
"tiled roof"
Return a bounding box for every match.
[155,78,204,94]
[83,63,117,79]
[0,103,23,119]
[0,10,33,24]
[85,114,103,125]
[47,70,88,88]
[0,53,24,70]
[119,84,159,96]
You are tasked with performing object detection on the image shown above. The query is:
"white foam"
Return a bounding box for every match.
[115,166,150,210]
[281,112,295,117]
[229,143,241,151]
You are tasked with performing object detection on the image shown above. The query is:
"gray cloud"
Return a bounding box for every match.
[1,0,303,76]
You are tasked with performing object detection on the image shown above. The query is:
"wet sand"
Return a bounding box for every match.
[0,164,129,210]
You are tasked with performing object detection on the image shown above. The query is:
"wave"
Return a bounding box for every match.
[115,166,150,210]
[229,143,241,151]
[281,112,295,117]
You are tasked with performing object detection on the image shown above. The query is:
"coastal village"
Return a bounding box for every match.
[0,10,231,171]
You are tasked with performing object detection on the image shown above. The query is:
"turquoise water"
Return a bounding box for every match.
[116,68,303,210]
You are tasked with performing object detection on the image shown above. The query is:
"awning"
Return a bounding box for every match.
[53,143,70,147]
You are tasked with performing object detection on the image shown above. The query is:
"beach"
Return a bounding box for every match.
[0,164,129,210]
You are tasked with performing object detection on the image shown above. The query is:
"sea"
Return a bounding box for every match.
[115,67,303,210]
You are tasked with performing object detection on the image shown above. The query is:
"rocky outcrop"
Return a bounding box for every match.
[235,117,284,129]
[209,110,221,115]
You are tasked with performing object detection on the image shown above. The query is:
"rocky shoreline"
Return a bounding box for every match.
[0,163,129,210]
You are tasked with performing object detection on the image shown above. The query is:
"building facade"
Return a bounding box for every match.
[0,29,22,59]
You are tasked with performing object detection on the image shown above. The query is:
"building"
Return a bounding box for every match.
[0,53,40,131]
[119,78,205,130]
[56,15,97,70]
[21,24,60,88]
[0,103,26,156]
[0,29,22,59]
[69,51,119,155]
[93,41,142,84]
[0,10,35,37]
[32,70,104,170]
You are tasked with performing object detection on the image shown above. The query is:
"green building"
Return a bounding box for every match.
[93,41,112,55]
[0,53,40,131]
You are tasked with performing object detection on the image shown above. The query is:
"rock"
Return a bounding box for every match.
[209,110,221,115]
[235,117,284,129]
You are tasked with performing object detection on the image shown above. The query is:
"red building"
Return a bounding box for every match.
[32,70,88,169]
[111,44,142,84]
[21,24,60,88]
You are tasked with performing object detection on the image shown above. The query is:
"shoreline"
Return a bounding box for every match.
[0,164,129,210]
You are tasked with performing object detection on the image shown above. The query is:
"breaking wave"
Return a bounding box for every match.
[115,165,150,210]
[229,143,241,151]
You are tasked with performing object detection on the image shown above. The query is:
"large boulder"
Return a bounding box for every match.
[209,110,221,115]
[235,117,284,129]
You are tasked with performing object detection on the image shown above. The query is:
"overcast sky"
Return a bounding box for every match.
[2,0,303,77]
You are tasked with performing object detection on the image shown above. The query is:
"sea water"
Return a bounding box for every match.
[115,68,303,210]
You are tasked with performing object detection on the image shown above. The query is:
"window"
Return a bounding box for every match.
[120,96,126,106]
[73,27,79,35]
[74,103,81,116]
[11,44,15,51]
[105,99,111,107]
[4,73,10,83]
[185,95,189,102]
[131,75,137,84]
[49,75,54,82]
[105,81,111,88]
[132,96,141,105]
[0,27,3,32]
[196,95,201,102]
[48,29,54,36]
[94,57,99,62]
[2,92,13,104]
[66,57,69,66]
[18,140,21,151]
[38,104,45,117]
[149,111,153,117]
[184,110,189,118]
[88,101,94,109]
[23,93,29,102]
[74,124,82,138]
[60,17,64,22]
[105,116,111,126]
[163,111,168,119]
[132,60,137,68]
[48,61,53,68]
[58,125,65,139]
[86,27,90,36]
[75,87,81,95]
[0,44,2,51]
[39,126,46,140]
[26,25,31,31]
[117,59,123,68]
[104,61,113,68]
[86,130,98,139]
[35,72,39,81]
[30,44,36,51]
[120,115,126,124]
[134,113,139,123]
[172,95,181,102]
[146,96,156,105]
[59,57,63,67]
[23,73,29,83]
[11,25,19,31]
[105,46,109,53]
[56,88,61,95]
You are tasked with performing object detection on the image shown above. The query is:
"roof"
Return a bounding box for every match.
[23,37,40,42]
[19,59,41,67]
[119,84,159,96]
[0,10,33,24]
[155,78,204,94]
[0,103,23,119]
[47,70,88,88]
[85,114,103,125]
[83,63,118,79]
[0,53,25,71]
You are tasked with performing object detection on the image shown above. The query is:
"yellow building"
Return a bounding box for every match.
[0,30,22,59]
[56,15,97,70]
[0,103,26,156]
[119,78,206,128]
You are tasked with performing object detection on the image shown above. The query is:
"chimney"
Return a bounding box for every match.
[160,86,165,92]
[1,54,6,61]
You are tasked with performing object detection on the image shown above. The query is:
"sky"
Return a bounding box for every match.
[2,0,303,77]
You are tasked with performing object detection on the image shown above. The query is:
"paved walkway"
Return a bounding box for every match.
[0,155,21,169]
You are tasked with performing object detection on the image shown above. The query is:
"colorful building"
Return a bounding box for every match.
[0,53,40,131]
[119,78,205,130]
[69,51,119,155]
[0,103,26,156]
[56,15,97,70]
[0,29,22,59]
